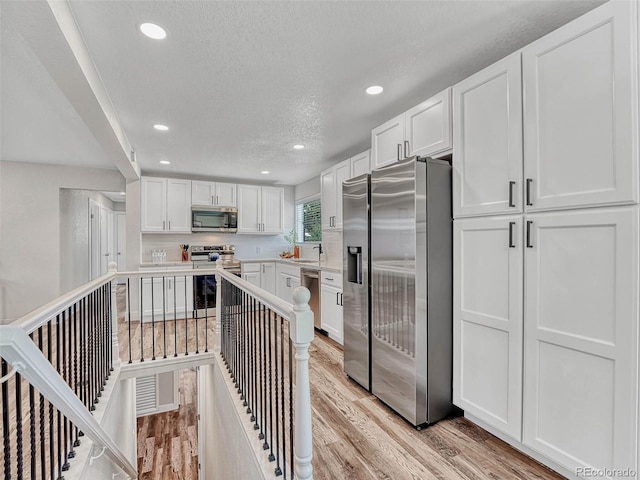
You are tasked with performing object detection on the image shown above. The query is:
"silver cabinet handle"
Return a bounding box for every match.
[104,253,109,257]
[286,277,291,287]
[211,195,214,204]
[118,252,121,255]
[262,223,265,231]
[262,265,265,273]
[404,140,409,158]
[324,277,334,281]
[526,221,533,248]
[216,195,219,205]
[397,144,402,161]
[163,220,166,230]
[168,220,171,230]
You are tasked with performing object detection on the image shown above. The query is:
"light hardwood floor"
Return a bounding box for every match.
[136,369,199,480]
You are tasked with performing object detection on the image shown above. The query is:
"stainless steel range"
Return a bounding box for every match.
[191,244,241,316]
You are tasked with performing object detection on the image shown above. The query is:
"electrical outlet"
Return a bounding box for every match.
[256,247,262,254]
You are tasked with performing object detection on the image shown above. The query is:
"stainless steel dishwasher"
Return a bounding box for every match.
[300,268,321,329]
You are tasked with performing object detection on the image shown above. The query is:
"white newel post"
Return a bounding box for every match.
[108,262,121,367]
[290,286,314,480]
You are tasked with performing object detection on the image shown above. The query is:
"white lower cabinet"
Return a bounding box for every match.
[276,264,300,304]
[454,207,639,476]
[522,208,638,474]
[320,272,343,344]
[241,263,261,288]
[260,262,277,295]
[140,266,194,319]
[453,216,523,440]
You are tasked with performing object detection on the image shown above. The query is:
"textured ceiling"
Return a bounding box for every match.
[2,0,604,185]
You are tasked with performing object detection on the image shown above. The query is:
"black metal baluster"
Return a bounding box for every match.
[127,279,132,363]
[61,310,70,472]
[174,276,178,357]
[251,298,257,426]
[2,359,11,480]
[38,328,46,479]
[108,283,113,373]
[28,343,37,480]
[197,276,202,355]
[183,276,188,356]
[258,302,265,445]
[98,287,103,395]
[13,369,23,479]
[268,308,274,461]
[56,315,64,480]
[280,316,287,479]
[151,276,157,360]
[92,291,99,408]
[242,291,247,404]
[248,292,253,417]
[47,320,55,480]
[72,302,80,450]
[140,278,145,362]
[162,277,167,359]
[274,314,282,476]
[80,297,87,411]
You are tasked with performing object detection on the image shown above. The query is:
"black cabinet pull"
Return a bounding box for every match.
[340,293,343,306]
[526,221,533,248]
[336,292,340,305]
[509,222,516,248]
[508,181,516,207]
[526,179,533,206]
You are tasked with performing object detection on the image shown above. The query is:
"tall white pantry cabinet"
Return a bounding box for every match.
[452,2,639,479]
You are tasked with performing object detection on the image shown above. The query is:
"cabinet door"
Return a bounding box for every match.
[168,275,193,318]
[242,271,261,288]
[452,53,523,218]
[141,177,167,232]
[215,182,237,207]
[453,216,523,440]
[277,272,292,304]
[261,263,277,295]
[350,150,370,178]
[261,187,283,234]
[141,277,165,318]
[371,113,404,169]
[523,208,638,474]
[333,160,352,230]
[321,284,343,344]
[237,184,261,233]
[166,179,191,232]
[406,88,452,158]
[320,168,335,230]
[523,1,638,211]
[191,181,214,206]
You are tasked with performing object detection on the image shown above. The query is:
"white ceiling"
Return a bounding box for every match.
[1,0,604,186]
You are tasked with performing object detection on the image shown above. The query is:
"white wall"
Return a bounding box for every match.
[0,161,125,322]
[59,189,116,293]
[295,176,320,201]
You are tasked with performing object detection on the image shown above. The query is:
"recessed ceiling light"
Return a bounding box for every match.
[292,144,305,150]
[159,160,171,165]
[365,85,384,95]
[261,170,270,174]
[154,124,169,131]
[140,23,166,40]
[120,192,126,196]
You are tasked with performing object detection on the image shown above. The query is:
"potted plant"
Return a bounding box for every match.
[281,229,299,258]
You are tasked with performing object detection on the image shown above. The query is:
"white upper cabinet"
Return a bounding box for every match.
[453,216,523,441]
[350,150,370,177]
[321,158,353,231]
[371,114,405,169]
[405,88,452,158]
[522,1,638,211]
[141,177,191,233]
[452,53,523,218]
[372,88,452,169]
[522,207,638,474]
[192,181,237,207]
[237,184,283,234]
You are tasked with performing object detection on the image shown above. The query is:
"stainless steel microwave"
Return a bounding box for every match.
[191,206,238,233]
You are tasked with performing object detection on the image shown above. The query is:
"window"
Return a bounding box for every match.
[295,197,322,242]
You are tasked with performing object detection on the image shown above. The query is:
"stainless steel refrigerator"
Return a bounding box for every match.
[343,156,453,427]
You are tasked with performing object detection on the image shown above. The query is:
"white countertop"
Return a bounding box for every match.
[139,261,193,268]
[237,257,342,273]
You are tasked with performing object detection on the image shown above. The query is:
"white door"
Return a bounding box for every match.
[192,181,214,206]
[522,208,638,474]
[350,150,370,178]
[321,284,342,343]
[452,52,523,218]
[522,1,638,211]
[333,160,352,230]
[261,187,283,234]
[237,184,261,233]
[141,177,167,232]
[371,113,404,169]
[99,206,110,275]
[215,182,237,207]
[116,212,126,274]
[166,179,191,232]
[320,168,335,230]
[453,216,523,440]
[406,88,452,158]
[89,200,101,280]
